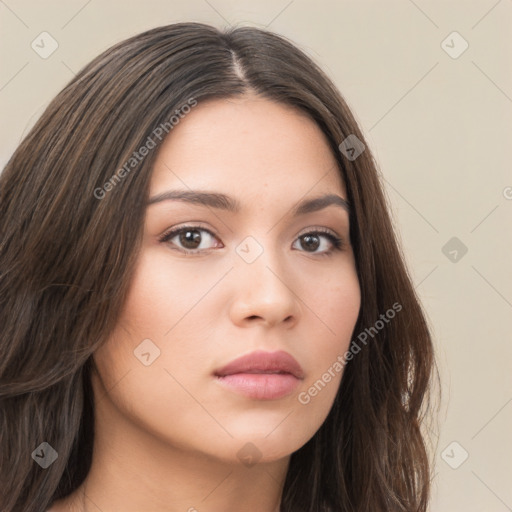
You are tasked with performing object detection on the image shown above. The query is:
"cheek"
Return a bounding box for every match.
[324,275,361,338]
[293,264,360,409]
[92,340,210,449]
[90,250,224,444]
[301,260,361,352]
[117,248,212,339]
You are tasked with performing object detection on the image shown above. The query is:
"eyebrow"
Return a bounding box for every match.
[147,190,350,216]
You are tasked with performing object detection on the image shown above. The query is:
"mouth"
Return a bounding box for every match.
[213,350,304,400]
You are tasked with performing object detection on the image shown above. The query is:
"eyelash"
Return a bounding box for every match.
[158,224,345,257]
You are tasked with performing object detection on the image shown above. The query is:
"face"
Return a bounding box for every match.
[92,94,361,464]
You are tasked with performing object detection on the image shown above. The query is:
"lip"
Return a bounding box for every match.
[213,350,304,400]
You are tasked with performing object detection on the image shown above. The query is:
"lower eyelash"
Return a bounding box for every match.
[307,231,344,256]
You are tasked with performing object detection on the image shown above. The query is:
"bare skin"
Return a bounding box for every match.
[50,94,361,512]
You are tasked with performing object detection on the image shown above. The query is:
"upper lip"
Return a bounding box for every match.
[214,350,305,379]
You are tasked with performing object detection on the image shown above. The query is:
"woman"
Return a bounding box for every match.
[0,22,437,512]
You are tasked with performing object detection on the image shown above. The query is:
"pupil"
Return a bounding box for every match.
[180,230,201,249]
[302,234,319,251]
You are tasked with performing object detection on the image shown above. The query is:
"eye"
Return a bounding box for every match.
[158,225,222,254]
[292,229,344,256]
[159,225,345,256]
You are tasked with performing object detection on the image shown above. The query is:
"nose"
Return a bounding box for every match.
[229,250,300,329]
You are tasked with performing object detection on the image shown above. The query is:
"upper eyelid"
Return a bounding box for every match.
[159,224,216,240]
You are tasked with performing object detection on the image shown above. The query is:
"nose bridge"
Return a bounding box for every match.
[230,233,299,325]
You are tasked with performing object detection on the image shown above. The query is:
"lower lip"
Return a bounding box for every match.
[215,373,301,400]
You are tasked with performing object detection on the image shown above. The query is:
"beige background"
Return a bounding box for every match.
[1,1,511,510]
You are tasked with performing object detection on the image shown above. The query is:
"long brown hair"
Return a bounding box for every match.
[0,22,438,512]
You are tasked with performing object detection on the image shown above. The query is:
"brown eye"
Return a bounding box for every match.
[300,234,321,252]
[292,230,344,256]
[160,226,221,253]
[178,229,202,250]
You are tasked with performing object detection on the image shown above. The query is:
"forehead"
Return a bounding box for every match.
[149,95,346,200]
